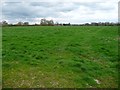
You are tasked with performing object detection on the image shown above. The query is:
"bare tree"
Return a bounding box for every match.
[17,22,24,26]
[0,22,2,26]
[40,18,54,26]
[40,18,48,26]
[2,21,8,26]
[24,22,29,26]
[47,20,54,26]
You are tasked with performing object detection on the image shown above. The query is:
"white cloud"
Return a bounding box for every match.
[1,1,119,24]
[1,0,119,2]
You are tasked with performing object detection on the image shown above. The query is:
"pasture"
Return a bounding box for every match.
[2,26,118,88]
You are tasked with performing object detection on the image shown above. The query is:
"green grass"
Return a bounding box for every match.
[2,26,118,88]
[0,27,2,89]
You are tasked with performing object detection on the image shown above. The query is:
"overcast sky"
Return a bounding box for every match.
[1,0,119,24]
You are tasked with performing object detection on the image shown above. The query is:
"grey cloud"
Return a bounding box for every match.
[74,2,115,11]
[55,3,79,12]
[2,2,57,19]
[2,1,117,24]
[2,2,79,20]
[30,2,54,7]
[29,2,79,12]
[2,4,33,19]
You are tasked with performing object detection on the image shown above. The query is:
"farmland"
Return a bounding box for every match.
[2,26,118,88]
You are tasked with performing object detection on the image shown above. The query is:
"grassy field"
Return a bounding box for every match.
[2,26,118,88]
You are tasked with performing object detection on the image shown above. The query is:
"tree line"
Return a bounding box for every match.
[1,18,120,26]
